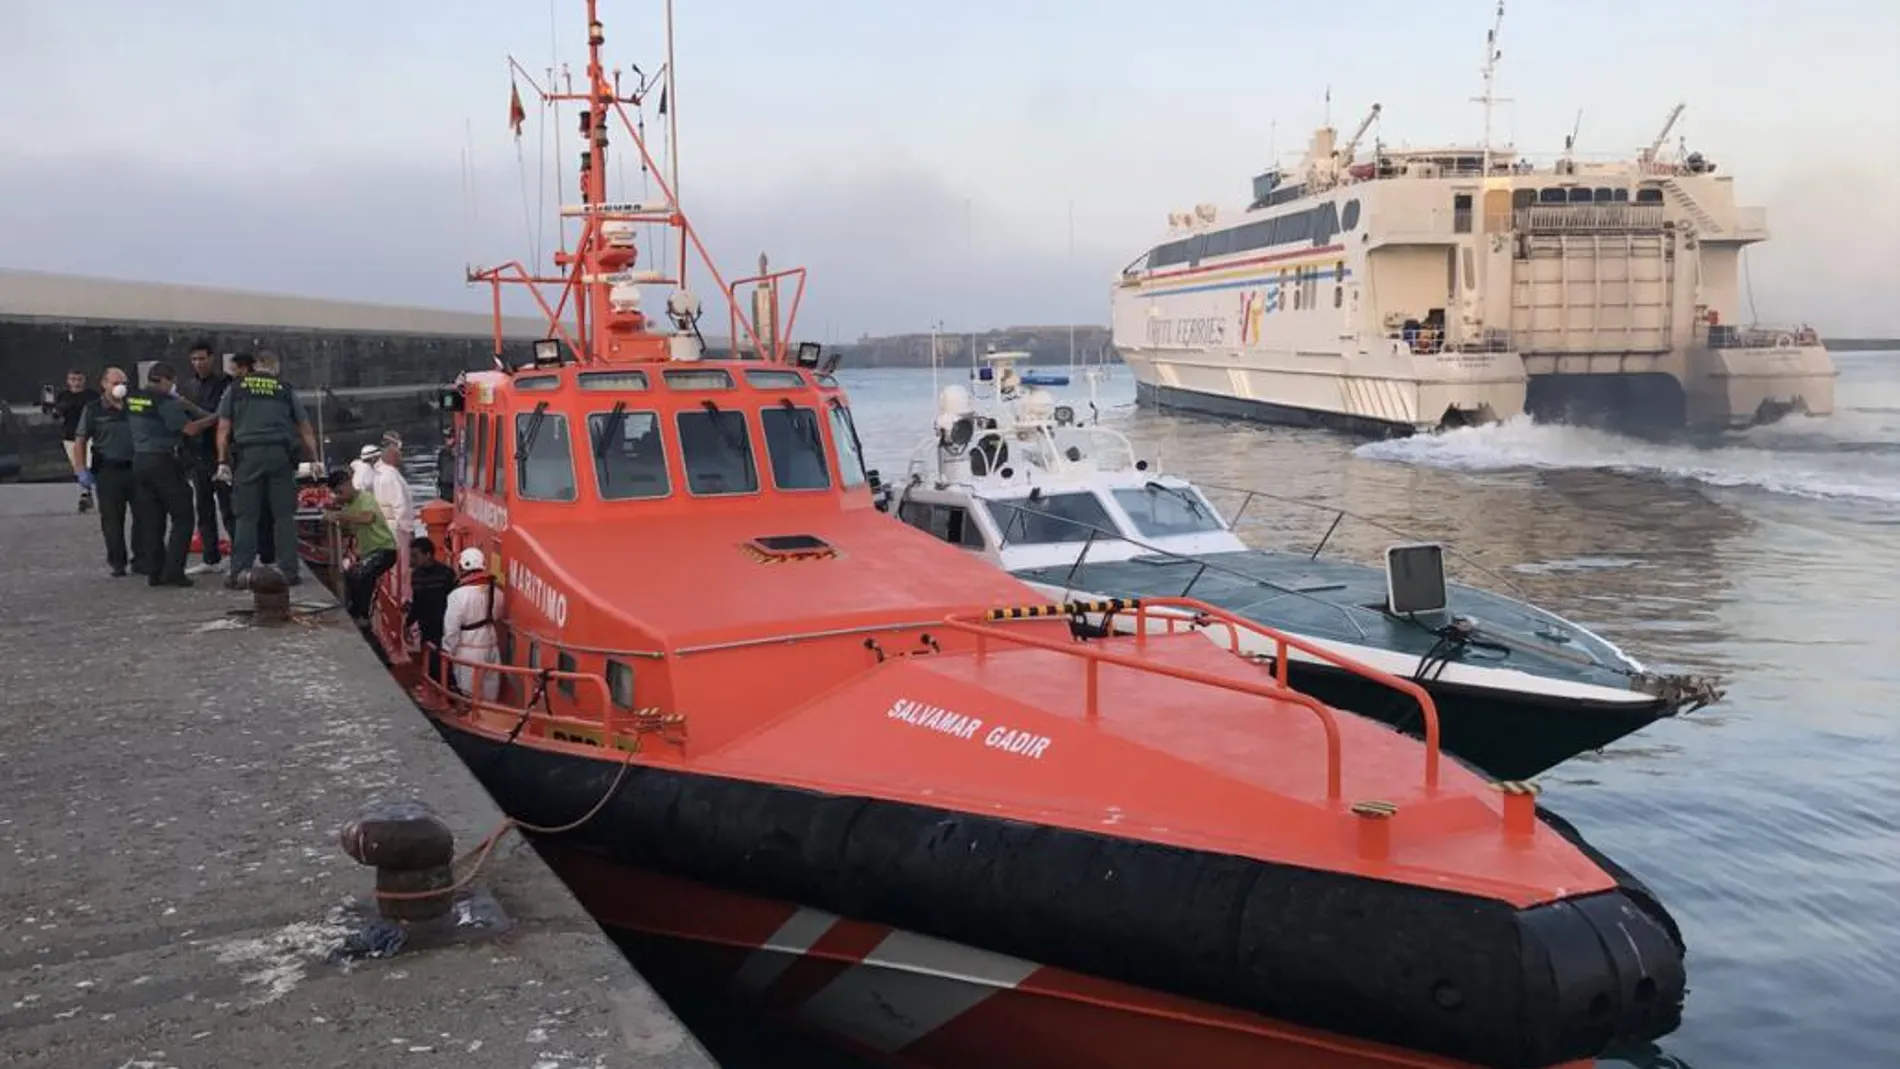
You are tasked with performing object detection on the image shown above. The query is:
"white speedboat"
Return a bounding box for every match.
[881,352,1722,780]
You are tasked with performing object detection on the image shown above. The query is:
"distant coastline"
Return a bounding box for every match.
[1828,338,1900,351]
[832,325,1114,369]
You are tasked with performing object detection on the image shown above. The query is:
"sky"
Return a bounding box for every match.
[2,0,1897,337]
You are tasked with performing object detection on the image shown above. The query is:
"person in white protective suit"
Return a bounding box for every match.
[440,546,504,701]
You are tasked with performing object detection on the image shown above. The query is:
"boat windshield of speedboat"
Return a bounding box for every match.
[890,377,1724,782]
[322,5,1691,1068]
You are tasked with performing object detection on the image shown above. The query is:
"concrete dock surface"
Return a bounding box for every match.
[0,484,716,1068]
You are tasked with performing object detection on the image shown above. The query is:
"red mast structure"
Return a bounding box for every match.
[467,0,807,370]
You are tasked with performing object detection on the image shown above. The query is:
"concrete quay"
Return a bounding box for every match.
[0,484,716,1069]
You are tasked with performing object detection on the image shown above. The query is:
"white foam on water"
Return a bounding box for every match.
[1354,416,1900,508]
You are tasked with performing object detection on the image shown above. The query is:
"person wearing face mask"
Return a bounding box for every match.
[71,367,147,577]
[127,363,218,587]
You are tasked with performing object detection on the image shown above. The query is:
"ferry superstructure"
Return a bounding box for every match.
[1110,4,1836,437]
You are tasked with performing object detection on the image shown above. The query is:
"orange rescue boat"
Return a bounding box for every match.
[349,5,1687,1068]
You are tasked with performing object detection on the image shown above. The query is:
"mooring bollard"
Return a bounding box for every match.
[339,799,457,922]
[250,566,291,626]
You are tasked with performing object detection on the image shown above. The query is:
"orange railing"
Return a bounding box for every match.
[942,597,1444,798]
[725,265,809,364]
[414,641,629,743]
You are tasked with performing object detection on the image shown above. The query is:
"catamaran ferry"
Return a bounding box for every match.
[1110,3,1836,437]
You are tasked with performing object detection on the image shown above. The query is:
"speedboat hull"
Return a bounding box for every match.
[1010,549,1710,781]
[422,708,1684,1069]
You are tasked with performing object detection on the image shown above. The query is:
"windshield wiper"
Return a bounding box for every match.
[1145,479,1203,516]
[592,400,628,457]
[517,400,551,458]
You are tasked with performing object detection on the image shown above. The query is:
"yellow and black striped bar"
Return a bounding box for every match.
[982,598,1141,622]
[1488,779,1543,797]
[1350,798,1399,819]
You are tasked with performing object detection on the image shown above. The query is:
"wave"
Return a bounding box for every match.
[1354,417,1900,507]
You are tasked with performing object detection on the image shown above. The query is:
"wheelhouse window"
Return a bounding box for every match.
[588,408,669,500]
[1112,485,1225,539]
[515,407,578,501]
[826,400,868,488]
[744,368,806,390]
[663,367,735,391]
[760,404,832,491]
[487,413,505,494]
[992,491,1119,545]
[676,407,759,495]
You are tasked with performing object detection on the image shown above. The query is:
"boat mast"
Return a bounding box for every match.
[665,0,684,286]
[1473,1,1507,177]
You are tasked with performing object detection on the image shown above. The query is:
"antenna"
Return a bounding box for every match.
[1471,1,1511,177]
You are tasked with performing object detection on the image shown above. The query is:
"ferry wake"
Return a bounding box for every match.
[328,4,1689,1067]
[1110,2,1836,438]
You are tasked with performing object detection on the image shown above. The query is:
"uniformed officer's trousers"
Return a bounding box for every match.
[91,460,146,574]
[131,453,194,584]
[231,442,299,581]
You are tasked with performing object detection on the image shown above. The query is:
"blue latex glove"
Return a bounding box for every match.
[76,470,95,491]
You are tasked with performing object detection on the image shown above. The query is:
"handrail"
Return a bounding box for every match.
[724,266,809,364]
[416,640,622,737]
[940,606,1347,802]
[1138,597,1441,789]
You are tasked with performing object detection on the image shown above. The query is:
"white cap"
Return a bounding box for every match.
[457,547,486,572]
[358,443,381,460]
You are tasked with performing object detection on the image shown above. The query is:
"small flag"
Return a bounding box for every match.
[508,81,527,137]
[657,85,667,117]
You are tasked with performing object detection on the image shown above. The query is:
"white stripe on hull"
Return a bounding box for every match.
[733,906,842,993]
[797,929,1042,1054]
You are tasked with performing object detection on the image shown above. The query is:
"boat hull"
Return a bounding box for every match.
[1275,658,1670,780]
[419,711,1685,1069]
[559,858,1578,1069]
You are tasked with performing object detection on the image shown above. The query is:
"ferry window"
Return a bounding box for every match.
[516,375,562,392]
[556,650,577,699]
[578,370,650,391]
[1511,189,1537,209]
[1334,260,1345,309]
[1538,188,1567,204]
[1312,202,1340,244]
[826,400,868,489]
[663,367,734,390]
[745,368,806,390]
[1112,486,1224,539]
[1613,188,1630,203]
[1341,199,1362,231]
[1593,187,1614,203]
[760,404,832,491]
[1635,187,1664,204]
[676,407,759,495]
[606,660,634,709]
[1567,187,1593,204]
[1201,228,1234,258]
[514,408,579,501]
[993,491,1118,545]
[587,408,670,500]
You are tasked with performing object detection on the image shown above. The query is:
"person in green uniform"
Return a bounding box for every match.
[215,349,319,589]
[322,468,399,630]
[126,363,218,587]
[72,367,147,577]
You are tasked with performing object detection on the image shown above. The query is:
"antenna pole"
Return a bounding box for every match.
[665,0,684,286]
[1474,1,1508,177]
[1067,198,1076,371]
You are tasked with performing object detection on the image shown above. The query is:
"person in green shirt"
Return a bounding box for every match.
[323,468,398,630]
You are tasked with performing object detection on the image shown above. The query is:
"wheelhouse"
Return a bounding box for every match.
[445,360,875,522]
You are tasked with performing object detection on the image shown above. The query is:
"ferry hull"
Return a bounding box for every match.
[420,712,1685,1069]
[1122,353,1528,438]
